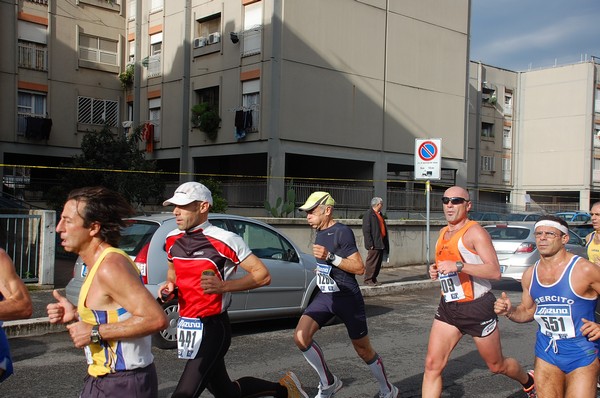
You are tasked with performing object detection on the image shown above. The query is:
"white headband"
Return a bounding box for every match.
[534,220,569,235]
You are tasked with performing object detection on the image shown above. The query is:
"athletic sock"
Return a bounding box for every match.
[367,353,392,394]
[522,373,534,390]
[301,341,333,386]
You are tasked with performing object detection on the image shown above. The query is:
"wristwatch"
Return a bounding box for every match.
[456,261,464,272]
[326,252,336,264]
[90,324,102,344]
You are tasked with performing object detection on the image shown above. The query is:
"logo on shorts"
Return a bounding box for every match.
[481,319,497,337]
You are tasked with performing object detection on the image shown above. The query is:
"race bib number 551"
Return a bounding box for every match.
[177,317,204,359]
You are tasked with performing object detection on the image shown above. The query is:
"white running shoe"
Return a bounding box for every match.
[379,384,399,398]
[315,374,343,398]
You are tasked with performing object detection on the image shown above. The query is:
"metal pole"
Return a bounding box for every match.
[426,180,430,271]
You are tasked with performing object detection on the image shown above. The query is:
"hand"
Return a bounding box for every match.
[581,318,600,341]
[312,244,327,261]
[429,264,439,280]
[157,282,176,302]
[201,270,223,294]
[494,292,512,316]
[46,290,77,324]
[66,321,93,348]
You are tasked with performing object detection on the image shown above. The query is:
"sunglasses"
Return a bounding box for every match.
[441,197,469,205]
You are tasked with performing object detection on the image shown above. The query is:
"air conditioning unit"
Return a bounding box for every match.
[208,32,221,45]
[193,37,207,48]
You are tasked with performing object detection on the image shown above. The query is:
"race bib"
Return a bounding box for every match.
[316,263,340,293]
[177,317,204,359]
[534,304,576,339]
[439,272,465,302]
[84,346,93,365]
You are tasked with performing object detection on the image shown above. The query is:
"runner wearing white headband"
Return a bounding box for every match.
[534,220,569,236]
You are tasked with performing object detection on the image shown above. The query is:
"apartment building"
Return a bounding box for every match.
[1,0,471,214]
[0,0,126,201]
[468,60,600,212]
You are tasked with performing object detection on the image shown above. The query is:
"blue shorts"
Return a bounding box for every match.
[535,333,598,374]
[0,330,13,383]
[304,291,368,340]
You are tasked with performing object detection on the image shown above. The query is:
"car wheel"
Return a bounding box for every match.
[153,298,179,349]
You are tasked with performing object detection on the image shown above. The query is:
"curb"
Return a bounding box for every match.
[5,278,437,339]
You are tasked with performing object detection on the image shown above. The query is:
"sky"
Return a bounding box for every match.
[470,0,600,71]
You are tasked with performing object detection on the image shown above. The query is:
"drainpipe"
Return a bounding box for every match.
[180,0,191,181]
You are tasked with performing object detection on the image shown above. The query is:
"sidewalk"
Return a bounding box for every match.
[4,264,435,338]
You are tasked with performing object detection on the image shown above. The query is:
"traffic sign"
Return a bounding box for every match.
[415,138,441,180]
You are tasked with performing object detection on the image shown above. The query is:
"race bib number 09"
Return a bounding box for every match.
[177,317,204,359]
[439,272,465,302]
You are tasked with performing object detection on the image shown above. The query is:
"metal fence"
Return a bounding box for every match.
[0,214,41,282]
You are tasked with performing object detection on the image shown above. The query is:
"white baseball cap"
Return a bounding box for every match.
[162,182,213,206]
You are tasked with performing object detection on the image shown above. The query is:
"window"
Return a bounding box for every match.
[595,124,600,148]
[481,156,495,172]
[503,127,512,149]
[17,91,46,135]
[18,21,47,71]
[196,86,219,108]
[147,32,162,77]
[596,88,600,113]
[502,158,511,182]
[128,40,135,64]
[228,220,298,263]
[128,0,136,20]
[79,34,118,66]
[504,92,513,115]
[242,1,262,56]
[77,96,119,127]
[149,98,161,141]
[242,79,260,131]
[196,14,221,43]
[481,122,494,138]
[149,0,163,13]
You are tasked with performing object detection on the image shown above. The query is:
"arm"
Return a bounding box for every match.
[202,253,271,294]
[0,250,32,321]
[313,244,365,275]
[66,254,168,348]
[157,260,177,300]
[495,266,536,323]
[438,224,501,280]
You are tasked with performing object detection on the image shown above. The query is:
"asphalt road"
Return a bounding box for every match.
[5,280,596,398]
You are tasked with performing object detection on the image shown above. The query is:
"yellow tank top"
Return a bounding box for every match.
[78,247,154,377]
[587,232,600,264]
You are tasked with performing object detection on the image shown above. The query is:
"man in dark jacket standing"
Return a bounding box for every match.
[362,197,389,286]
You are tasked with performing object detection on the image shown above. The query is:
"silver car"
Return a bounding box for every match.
[65,213,319,349]
[484,222,588,281]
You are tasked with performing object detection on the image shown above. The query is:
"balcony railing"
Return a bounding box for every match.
[18,42,48,71]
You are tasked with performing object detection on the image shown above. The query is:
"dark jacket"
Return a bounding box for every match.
[362,208,389,251]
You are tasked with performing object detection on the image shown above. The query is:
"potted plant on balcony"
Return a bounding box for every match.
[119,64,134,89]
[191,103,221,140]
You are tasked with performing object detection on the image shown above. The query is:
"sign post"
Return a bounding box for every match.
[414,139,442,271]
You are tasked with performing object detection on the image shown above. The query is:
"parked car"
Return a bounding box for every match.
[483,222,588,281]
[65,213,320,349]
[505,213,543,222]
[555,211,591,223]
[571,223,594,240]
[469,212,506,222]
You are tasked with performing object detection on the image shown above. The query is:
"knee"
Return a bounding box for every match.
[294,329,311,350]
[486,360,505,375]
[424,353,446,375]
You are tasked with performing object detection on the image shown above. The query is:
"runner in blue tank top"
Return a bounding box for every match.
[495,215,600,398]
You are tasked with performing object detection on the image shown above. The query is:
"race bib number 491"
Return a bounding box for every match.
[177,317,204,359]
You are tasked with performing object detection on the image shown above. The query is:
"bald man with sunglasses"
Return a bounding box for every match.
[422,186,535,397]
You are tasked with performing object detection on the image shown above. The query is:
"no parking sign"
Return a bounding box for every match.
[414,139,441,180]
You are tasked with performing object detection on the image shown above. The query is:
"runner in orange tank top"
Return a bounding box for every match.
[421,186,536,398]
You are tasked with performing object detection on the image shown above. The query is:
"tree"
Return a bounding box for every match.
[45,125,165,210]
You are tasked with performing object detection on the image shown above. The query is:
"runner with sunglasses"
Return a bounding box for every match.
[421,186,536,397]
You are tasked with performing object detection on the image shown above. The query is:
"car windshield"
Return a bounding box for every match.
[485,226,531,240]
[119,220,160,256]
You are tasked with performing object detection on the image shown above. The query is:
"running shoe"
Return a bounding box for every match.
[379,384,399,398]
[315,374,343,398]
[523,370,536,398]
[279,371,308,398]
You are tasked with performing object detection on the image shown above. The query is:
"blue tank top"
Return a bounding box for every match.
[529,256,597,340]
